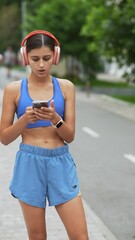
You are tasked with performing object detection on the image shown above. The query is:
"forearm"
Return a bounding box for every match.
[51,114,75,143]
[0,114,29,145]
[56,121,75,143]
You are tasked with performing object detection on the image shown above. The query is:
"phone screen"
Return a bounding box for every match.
[32,100,48,108]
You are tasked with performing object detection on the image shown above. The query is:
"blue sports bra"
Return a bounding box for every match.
[16,77,65,128]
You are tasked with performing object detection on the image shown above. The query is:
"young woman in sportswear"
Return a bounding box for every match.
[0,30,89,240]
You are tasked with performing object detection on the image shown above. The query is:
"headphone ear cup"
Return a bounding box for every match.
[53,46,60,65]
[20,46,29,66]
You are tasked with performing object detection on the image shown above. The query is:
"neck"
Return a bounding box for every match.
[28,73,52,85]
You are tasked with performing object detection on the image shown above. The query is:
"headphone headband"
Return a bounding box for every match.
[21,30,60,47]
[20,30,60,66]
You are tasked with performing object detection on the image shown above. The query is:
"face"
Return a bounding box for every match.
[28,46,54,78]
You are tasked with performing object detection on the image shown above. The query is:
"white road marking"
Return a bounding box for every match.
[82,126,100,138]
[124,154,135,164]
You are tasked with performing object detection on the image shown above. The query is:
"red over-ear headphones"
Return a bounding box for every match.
[20,30,60,66]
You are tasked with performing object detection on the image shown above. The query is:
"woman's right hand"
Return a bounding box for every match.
[25,106,39,124]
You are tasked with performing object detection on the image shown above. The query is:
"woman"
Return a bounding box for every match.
[0,30,89,240]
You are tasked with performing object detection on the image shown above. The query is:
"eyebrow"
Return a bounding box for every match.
[31,54,51,57]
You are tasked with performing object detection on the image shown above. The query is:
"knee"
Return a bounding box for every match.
[29,233,47,240]
[77,233,89,240]
[70,231,89,240]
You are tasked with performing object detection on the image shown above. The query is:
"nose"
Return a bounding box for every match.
[39,58,44,67]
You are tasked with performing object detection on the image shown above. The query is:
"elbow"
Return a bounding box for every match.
[0,138,10,145]
[0,134,10,146]
[68,136,75,143]
[65,132,75,143]
[66,139,74,144]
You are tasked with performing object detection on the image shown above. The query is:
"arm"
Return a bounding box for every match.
[0,83,37,145]
[51,80,75,143]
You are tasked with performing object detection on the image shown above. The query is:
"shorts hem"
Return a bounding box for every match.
[10,189,46,208]
[49,190,80,207]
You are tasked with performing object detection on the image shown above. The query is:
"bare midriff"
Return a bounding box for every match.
[21,126,64,149]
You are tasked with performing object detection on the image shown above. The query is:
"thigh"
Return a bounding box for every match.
[47,151,79,206]
[55,196,89,240]
[19,200,47,240]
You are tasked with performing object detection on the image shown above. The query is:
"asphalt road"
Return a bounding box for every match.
[70,98,135,240]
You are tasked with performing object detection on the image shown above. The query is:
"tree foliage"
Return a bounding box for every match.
[0,4,21,52]
[82,0,135,69]
[2,0,135,76]
[26,0,103,76]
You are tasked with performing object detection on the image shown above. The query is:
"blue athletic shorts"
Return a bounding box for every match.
[9,143,80,208]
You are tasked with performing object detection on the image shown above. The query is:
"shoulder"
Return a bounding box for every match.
[57,78,75,91]
[3,79,22,97]
[57,78,74,86]
[56,78,75,100]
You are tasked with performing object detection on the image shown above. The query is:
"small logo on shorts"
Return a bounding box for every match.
[72,185,77,189]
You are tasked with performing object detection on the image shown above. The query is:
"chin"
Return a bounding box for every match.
[36,72,47,78]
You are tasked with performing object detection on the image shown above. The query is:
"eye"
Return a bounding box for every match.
[43,56,51,61]
[31,57,39,62]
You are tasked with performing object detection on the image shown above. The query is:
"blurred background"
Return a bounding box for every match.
[0,1,135,240]
[0,0,135,102]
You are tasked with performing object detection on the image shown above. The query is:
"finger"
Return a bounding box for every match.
[26,108,34,114]
[50,100,55,109]
[30,115,38,123]
[27,106,33,110]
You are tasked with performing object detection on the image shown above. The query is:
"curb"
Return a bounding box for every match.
[83,200,118,240]
[76,89,135,122]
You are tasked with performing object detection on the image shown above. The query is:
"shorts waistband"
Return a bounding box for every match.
[19,143,69,157]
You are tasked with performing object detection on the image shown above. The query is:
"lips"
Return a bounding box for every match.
[38,69,46,74]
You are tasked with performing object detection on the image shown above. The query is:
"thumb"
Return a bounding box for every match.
[50,99,55,108]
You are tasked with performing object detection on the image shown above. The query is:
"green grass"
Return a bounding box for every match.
[73,78,131,88]
[73,77,135,88]
[90,79,135,88]
[73,78,135,104]
[112,95,135,104]
[90,79,135,104]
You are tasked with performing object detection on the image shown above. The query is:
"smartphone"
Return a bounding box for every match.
[32,100,48,109]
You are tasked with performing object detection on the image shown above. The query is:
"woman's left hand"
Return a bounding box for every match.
[33,100,57,121]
